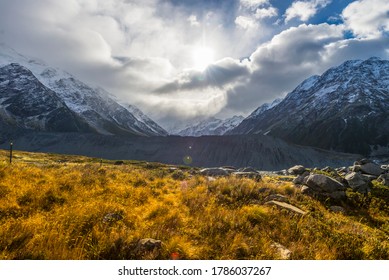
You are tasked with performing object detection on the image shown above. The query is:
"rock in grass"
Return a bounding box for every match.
[137,238,162,251]
[265,200,306,215]
[355,162,384,176]
[271,242,292,260]
[345,172,372,193]
[288,165,306,175]
[305,174,346,193]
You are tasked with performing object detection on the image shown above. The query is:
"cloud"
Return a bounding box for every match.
[188,15,200,26]
[342,0,389,38]
[235,16,258,29]
[156,58,250,93]
[285,0,331,23]
[255,7,278,20]
[0,0,388,127]
[239,0,269,10]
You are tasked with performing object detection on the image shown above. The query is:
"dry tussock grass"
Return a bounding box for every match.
[0,149,388,259]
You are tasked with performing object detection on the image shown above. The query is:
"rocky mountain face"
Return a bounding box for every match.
[0,63,91,133]
[0,45,167,137]
[230,57,389,156]
[176,115,244,136]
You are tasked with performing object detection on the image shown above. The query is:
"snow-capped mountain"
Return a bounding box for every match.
[0,63,91,133]
[229,57,389,156]
[244,98,282,122]
[175,115,244,136]
[0,44,167,137]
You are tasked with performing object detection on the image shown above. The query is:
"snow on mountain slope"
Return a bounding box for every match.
[176,115,244,136]
[0,44,167,137]
[229,57,389,156]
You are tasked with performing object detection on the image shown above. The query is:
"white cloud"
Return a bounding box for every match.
[342,0,389,38]
[255,7,278,19]
[285,0,331,23]
[188,15,200,27]
[235,15,258,29]
[240,0,269,10]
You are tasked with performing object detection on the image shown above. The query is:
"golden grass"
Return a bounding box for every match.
[0,149,388,260]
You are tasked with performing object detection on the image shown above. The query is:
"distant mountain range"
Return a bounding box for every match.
[174,115,244,136]
[0,44,167,138]
[229,57,389,157]
[1,44,387,168]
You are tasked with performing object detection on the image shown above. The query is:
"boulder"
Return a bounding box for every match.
[200,168,230,176]
[232,172,261,181]
[305,174,346,193]
[345,172,372,193]
[357,162,383,176]
[288,165,306,175]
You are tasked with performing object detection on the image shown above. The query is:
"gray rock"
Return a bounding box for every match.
[305,174,346,193]
[329,191,347,200]
[137,238,162,251]
[358,162,384,176]
[200,168,230,176]
[288,165,306,175]
[345,172,372,193]
[293,172,310,185]
[265,200,306,215]
[329,206,345,213]
[232,171,261,181]
[271,242,292,260]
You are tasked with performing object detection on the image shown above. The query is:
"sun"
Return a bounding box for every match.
[192,46,215,70]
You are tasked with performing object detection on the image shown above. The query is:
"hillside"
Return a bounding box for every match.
[230,57,389,156]
[0,150,388,260]
[0,45,167,137]
[0,133,360,170]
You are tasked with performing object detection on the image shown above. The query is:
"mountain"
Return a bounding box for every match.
[229,57,389,156]
[0,44,167,137]
[175,115,244,136]
[0,132,359,170]
[0,63,91,133]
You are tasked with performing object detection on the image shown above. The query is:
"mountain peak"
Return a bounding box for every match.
[230,57,389,156]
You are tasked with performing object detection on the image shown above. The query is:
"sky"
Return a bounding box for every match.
[0,0,388,130]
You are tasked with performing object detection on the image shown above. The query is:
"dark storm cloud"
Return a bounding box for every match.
[156,58,250,93]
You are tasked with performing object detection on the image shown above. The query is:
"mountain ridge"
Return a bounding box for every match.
[229,57,389,156]
[0,45,167,137]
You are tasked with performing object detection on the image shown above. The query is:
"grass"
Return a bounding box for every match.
[0,149,388,260]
